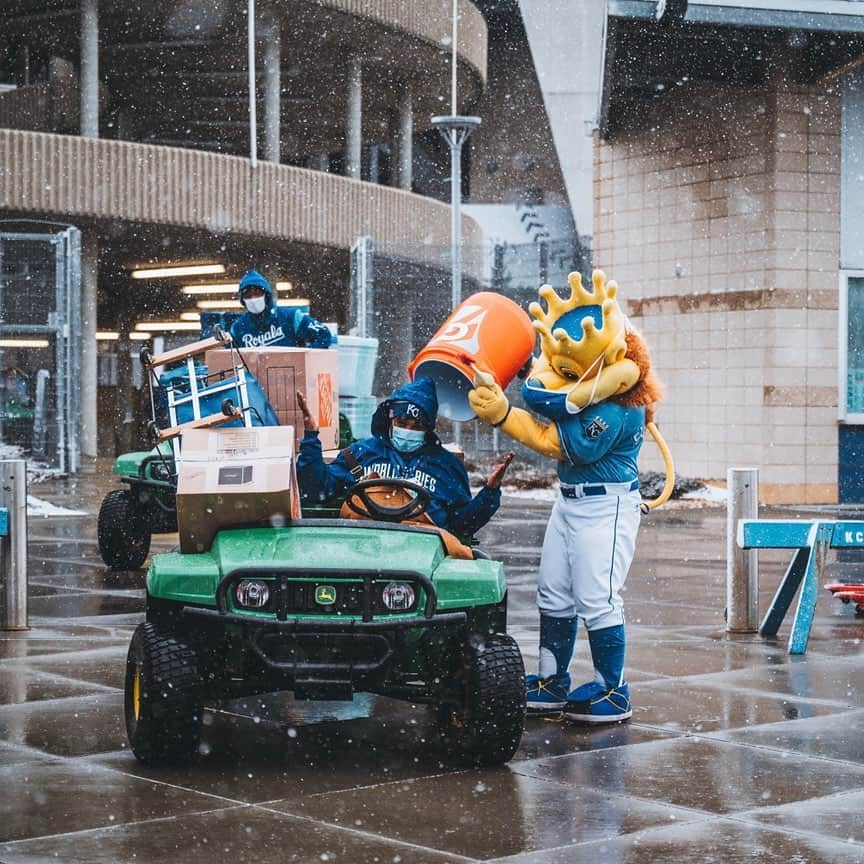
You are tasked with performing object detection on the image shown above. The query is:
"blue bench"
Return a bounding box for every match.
[738,519,864,654]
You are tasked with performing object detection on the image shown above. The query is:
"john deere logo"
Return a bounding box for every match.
[315,585,337,605]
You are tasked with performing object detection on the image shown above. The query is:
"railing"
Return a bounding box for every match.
[738,517,864,654]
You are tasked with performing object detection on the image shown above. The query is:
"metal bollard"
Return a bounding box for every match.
[726,467,759,633]
[0,460,28,631]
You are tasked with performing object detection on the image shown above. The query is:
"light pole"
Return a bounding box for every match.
[431,114,480,312]
[433,1,480,447]
[247,0,257,168]
[432,0,480,313]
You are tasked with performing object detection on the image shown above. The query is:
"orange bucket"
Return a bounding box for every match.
[408,292,535,421]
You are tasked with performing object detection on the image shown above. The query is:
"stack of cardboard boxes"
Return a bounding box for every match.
[175,426,300,553]
[205,347,340,449]
[175,347,340,553]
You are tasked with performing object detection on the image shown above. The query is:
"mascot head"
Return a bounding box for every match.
[525,269,663,422]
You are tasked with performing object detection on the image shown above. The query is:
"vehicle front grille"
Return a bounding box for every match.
[228,575,420,618]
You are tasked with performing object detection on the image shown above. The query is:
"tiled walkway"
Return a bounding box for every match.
[1,470,863,862]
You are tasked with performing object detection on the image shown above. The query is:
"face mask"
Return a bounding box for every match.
[391,426,426,453]
[244,296,267,315]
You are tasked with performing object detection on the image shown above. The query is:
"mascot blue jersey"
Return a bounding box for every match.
[297,378,500,537]
[521,379,645,485]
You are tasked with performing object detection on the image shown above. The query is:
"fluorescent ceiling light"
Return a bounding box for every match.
[279,298,309,306]
[134,321,201,332]
[96,331,120,341]
[0,338,49,348]
[131,264,225,280]
[180,312,202,321]
[276,281,293,291]
[197,299,243,310]
[129,332,152,341]
[182,283,238,295]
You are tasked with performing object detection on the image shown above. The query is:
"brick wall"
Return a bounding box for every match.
[594,76,840,503]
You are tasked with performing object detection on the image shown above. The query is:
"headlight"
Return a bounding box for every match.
[381,582,415,612]
[235,579,270,609]
[151,461,173,481]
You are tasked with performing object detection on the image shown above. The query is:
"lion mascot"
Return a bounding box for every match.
[469,269,672,724]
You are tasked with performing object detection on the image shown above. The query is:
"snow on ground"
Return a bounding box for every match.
[681,483,727,504]
[27,495,87,517]
[500,484,557,502]
[0,443,66,484]
[0,447,83,514]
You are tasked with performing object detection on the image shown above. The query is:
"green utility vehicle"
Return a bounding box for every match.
[98,445,177,570]
[124,478,526,767]
[99,328,284,571]
[98,414,356,571]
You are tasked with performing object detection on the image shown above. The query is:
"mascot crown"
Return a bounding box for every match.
[529,270,629,379]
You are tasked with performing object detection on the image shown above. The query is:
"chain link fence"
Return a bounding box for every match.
[0,224,81,472]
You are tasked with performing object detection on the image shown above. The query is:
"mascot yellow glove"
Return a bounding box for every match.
[469,369,564,461]
[467,368,510,426]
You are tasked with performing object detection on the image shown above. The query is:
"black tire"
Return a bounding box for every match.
[439,633,526,767]
[98,489,151,570]
[124,622,202,766]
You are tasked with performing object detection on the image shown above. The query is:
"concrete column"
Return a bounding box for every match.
[80,0,99,138]
[345,57,362,179]
[261,12,281,163]
[396,87,413,191]
[80,233,98,460]
[368,145,379,184]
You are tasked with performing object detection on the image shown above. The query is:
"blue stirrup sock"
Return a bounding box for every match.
[587,624,626,689]
[538,614,578,679]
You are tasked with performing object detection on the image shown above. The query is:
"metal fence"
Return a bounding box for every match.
[349,237,587,472]
[0,223,81,472]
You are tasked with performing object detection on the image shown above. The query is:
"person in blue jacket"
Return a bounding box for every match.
[229,269,334,349]
[296,377,512,538]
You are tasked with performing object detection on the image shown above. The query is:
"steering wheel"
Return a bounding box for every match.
[344,478,432,523]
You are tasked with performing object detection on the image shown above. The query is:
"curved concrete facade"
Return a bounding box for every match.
[320,0,487,88]
[0,1,489,462]
[0,129,482,255]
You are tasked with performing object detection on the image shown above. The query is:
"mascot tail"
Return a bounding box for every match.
[641,421,675,513]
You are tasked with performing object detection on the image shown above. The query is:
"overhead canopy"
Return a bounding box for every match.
[600,0,864,136]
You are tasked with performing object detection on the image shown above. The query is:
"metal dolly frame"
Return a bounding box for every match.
[140,328,253,461]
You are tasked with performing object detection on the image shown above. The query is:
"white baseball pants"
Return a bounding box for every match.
[537,489,641,630]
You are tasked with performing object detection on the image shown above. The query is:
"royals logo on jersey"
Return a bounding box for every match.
[585,416,609,439]
[241,324,286,348]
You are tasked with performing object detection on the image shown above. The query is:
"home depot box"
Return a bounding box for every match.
[205,347,339,449]
[176,426,300,554]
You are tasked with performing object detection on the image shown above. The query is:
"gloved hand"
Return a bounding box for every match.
[296,391,319,432]
[468,368,510,426]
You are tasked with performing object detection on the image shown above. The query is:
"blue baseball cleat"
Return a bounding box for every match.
[563,681,632,724]
[525,673,571,712]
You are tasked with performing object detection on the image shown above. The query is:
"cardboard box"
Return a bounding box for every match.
[176,426,300,554]
[205,347,339,449]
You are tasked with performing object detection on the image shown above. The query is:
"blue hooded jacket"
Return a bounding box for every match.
[229,270,333,350]
[297,377,501,537]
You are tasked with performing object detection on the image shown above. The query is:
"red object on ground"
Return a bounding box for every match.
[825,583,864,615]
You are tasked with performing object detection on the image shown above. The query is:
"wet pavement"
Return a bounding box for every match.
[1,466,864,862]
